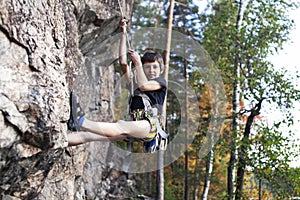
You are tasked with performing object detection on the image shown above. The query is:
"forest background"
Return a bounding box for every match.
[113,0,300,199]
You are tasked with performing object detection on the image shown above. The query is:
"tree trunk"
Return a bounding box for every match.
[202,150,214,200]
[227,53,240,200]
[184,59,189,200]
[157,150,165,200]
[235,99,264,200]
[157,0,175,199]
[227,0,245,199]
[193,153,201,200]
[259,178,262,200]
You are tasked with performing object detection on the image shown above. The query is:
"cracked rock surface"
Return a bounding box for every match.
[0,0,135,199]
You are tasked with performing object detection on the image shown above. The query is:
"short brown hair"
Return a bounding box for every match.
[141,50,165,73]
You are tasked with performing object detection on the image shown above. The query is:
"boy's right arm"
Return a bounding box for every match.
[119,19,130,84]
[128,49,163,91]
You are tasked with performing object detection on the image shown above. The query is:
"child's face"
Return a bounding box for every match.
[143,61,161,80]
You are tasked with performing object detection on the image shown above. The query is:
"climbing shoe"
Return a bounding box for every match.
[67,91,85,131]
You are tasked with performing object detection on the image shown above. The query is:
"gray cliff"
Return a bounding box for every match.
[0,0,135,199]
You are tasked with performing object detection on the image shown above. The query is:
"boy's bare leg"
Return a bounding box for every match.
[81,118,151,138]
[68,132,127,146]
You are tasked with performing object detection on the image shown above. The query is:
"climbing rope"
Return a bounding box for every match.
[117,0,131,49]
[117,0,135,151]
[117,0,124,17]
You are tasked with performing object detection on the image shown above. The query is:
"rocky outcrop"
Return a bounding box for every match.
[0,0,134,199]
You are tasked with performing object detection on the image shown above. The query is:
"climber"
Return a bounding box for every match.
[67,19,168,150]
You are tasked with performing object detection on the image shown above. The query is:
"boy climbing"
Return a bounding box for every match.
[67,19,168,150]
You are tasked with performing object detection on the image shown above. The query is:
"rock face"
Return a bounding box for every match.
[0,0,134,199]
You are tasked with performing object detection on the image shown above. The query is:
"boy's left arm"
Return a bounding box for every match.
[138,80,162,91]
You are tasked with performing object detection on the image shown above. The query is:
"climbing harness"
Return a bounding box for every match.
[129,94,169,153]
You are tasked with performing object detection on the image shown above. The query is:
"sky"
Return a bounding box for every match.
[267,6,300,167]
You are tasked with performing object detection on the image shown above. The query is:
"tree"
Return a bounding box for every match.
[201,0,300,199]
[130,0,300,199]
[249,125,300,198]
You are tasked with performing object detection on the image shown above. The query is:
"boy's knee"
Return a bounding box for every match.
[115,120,129,134]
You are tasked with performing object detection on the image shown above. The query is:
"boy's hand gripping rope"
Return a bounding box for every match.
[117,0,131,49]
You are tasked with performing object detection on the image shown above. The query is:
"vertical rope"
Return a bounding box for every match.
[117,0,131,49]
[117,0,124,16]
[117,0,134,151]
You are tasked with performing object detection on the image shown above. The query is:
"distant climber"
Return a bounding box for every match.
[67,19,168,152]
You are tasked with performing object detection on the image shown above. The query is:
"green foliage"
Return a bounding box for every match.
[166,89,181,140]
[201,0,300,106]
[131,0,300,199]
[248,124,300,198]
[199,0,299,199]
[132,0,168,28]
[164,183,178,200]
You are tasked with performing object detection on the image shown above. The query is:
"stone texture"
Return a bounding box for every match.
[0,0,135,199]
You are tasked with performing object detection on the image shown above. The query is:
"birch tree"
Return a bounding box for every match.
[201,0,299,199]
